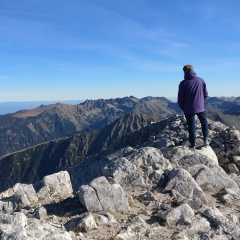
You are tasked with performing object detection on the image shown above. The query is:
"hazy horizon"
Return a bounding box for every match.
[1,95,239,104]
[1,95,240,115]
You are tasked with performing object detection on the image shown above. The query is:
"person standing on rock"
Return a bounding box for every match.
[178,64,209,149]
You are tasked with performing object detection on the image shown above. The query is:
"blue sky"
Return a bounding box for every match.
[0,0,240,102]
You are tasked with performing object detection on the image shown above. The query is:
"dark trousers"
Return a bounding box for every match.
[185,111,208,147]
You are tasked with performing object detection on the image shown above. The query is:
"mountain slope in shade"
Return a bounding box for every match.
[0,112,156,192]
[205,97,240,130]
[0,96,180,156]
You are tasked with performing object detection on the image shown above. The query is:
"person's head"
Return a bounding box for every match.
[183,64,194,74]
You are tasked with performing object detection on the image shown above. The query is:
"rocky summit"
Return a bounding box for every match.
[1,115,240,239]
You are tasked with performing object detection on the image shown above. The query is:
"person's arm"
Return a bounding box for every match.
[177,82,184,111]
[203,81,208,100]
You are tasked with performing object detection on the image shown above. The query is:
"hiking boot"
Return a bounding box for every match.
[203,139,209,146]
[188,145,195,150]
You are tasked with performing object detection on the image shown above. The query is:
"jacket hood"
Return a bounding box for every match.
[184,70,196,80]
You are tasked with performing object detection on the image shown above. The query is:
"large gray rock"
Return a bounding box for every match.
[187,214,211,234]
[0,212,72,240]
[128,147,171,170]
[113,228,135,240]
[33,206,48,220]
[102,147,172,189]
[71,146,172,193]
[0,200,17,213]
[177,152,240,195]
[200,206,240,240]
[78,185,103,212]
[79,176,130,213]
[0,212,27,239]
[35,171,73,200]
[163,168,206,208]
[211,126,240,172]
[64,212,97,233]
[95,212,117,226]
[159,204,195,227]
[0,186,16,200]
[161,145,218,166]
[108,178,132,213]
[11,184,38,209]
[25,218,72,240]
[102,157,151,189]
[124,216,147,236]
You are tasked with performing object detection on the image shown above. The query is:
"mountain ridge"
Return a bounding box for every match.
[1,95,240,159]
[0,96,180,157]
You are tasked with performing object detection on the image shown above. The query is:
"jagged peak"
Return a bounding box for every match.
[141,96,171,102]
[81,96,139,106]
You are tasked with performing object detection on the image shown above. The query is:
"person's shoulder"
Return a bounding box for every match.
[195,74,204,80]
[179,79,186,85]
[196,76,205,82]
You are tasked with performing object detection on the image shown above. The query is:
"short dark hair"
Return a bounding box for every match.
[183,65,194,73]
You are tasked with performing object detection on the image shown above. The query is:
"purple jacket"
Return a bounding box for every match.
[178,70,208,114]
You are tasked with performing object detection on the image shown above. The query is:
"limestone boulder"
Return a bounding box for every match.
[64,212,97,232]
[159,204,195,227]
[25,218,72,240]
[102,157,151,189]
[161,145,218,166]
[102,147,172,189]
[35,171,73,201]
[78,185,103,212]
[95,212,117,226]
[127,147,171,170]
[0,212,27,239]
[177,152,240,195]
[11,184,38,209]
[163,168,206,208]
[187,215,211,234]
[0,200,17,213]
[200,206,240,239]
[79,176,130,213]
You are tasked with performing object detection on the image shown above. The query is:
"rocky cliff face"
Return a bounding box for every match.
[1,115,240,239]
[0,96,180,156]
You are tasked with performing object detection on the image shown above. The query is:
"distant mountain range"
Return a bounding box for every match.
[0,96,180,157]
[205,96,240,129]
[1,96,240,158]
[0,100,84,115]
[0,98,179,115]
